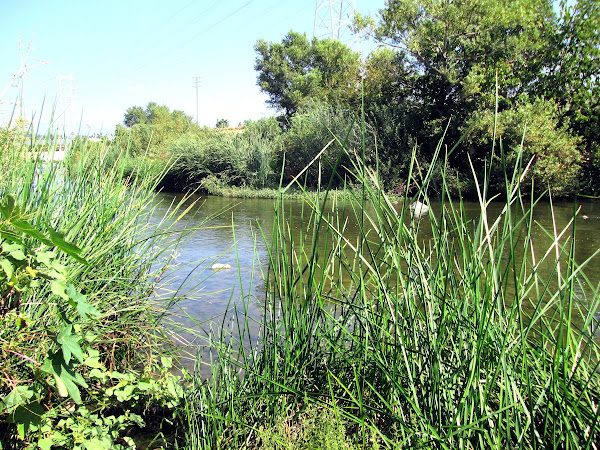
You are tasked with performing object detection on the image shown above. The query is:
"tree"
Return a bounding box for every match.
[361,1,553,120]
[355,0,583,190]
[254,31,361,119]
[536,0,600,191]
[123,106,147,128]
[216,119,229,129]
[115,102,194,157]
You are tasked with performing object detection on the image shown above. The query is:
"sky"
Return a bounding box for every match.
[0,0,385,136]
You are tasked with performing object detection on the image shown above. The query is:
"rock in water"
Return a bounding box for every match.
[211,263,232,270]
[410,201,429,217]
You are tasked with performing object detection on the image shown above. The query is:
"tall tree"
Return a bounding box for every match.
[356,0,569,182]
[537,0,600,191]
[254,31,361,119]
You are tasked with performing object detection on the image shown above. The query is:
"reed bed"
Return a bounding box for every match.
[184,136,600,448]
[0,128,197,448]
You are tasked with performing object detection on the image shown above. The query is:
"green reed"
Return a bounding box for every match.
[0,127,199,447]
[183,119,600,448]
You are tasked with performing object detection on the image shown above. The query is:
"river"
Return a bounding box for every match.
[149,193,600,356]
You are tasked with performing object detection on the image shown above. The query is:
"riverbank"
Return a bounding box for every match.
[3,132,599,448]
[180,149,600,448]
[0,137,194,448]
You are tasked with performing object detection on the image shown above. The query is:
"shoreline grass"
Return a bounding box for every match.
[0,129,198,448]
[182,134,600,448]
[3,115,599,448]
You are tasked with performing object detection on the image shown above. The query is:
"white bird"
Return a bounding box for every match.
[410,201,429,217]
[211,263,232,270]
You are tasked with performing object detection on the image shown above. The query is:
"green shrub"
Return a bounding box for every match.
[464,97,582,196]
[282,101,371,188]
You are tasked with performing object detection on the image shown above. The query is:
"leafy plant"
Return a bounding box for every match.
[0,193,102,440]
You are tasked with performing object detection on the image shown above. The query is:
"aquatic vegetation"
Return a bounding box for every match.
[0,128,195,448]
[183,134,600,448]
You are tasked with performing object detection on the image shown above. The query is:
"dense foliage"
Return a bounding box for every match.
[254,31,362,120]
[0,130,191,448]
[183,145,600,448]
[108,0,597,199]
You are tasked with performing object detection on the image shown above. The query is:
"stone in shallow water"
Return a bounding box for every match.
[410,201,429,217]
[211,263,232,270]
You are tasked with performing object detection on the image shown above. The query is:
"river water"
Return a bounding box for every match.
[149,193,600,352]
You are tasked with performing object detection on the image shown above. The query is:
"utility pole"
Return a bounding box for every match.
[192,76,202,124]
[313,0,359,51]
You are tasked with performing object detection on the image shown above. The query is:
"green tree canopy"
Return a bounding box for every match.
[115,102,195,157]
[536,0,600,191]
[216,119,229,128]
[360,0,556,121]
[254,31,362,119]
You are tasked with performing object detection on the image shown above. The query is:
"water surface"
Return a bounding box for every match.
[151,193,600,345]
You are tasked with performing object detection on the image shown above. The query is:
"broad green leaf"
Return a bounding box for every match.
[50,278,68,300]
[0,195,18,220]
[1,385,37,413]
[66,284,100,319]
[0,258,13,279]
[7,402,45,437]
[38,437,55,450]
[0,231,23,244]
[2,242,26,260]
[59,374,83,404]
[83,351,104,369]
[83,438,113,450]
[41,353,87,403]
[10,220,52,246]
[161,356,173,369]
[52,372,70,398]
[47,228,89,265]
[57,324,84,364]
[77,301,101,320]
[35,250,55,266]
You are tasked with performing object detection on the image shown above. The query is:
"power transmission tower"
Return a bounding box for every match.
[0,38,47,121]
[192,76,202,124]
[313,0,359,50]
[56,73,77,137]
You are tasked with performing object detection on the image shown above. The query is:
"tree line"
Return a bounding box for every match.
[111,0,599,197]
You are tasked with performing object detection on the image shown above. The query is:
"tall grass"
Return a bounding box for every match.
[183,127,600,448]
[0,127,198,447]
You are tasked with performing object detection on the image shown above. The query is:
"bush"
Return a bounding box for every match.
[282,101,371,188]
[464,97,582,196]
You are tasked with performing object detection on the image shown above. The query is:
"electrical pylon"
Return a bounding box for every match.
[56,73,76,136]
[313,0,359,50]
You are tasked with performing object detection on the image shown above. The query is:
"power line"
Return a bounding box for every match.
[99,0,257,84]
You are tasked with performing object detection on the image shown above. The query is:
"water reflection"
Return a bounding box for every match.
[150,193,600,356]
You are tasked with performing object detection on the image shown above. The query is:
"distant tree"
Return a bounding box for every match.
[254,31,361,119]
[123,106,147,128]
[115,102,194,157]
[216,119,229,128]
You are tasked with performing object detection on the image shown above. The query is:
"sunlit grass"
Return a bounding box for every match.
[182,130,600,448]
[0,126,201,447]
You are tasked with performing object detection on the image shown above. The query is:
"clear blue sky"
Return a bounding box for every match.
[1,0,385,135]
